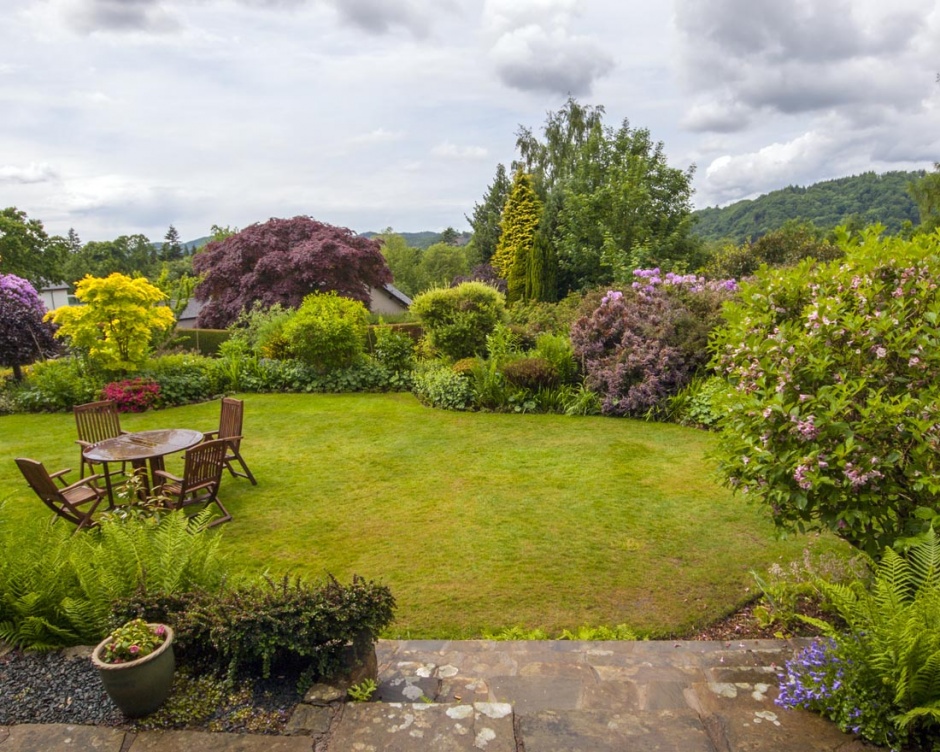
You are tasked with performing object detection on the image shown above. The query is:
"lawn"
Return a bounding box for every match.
[0,392,850,638]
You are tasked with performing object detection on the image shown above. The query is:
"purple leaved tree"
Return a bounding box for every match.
[0,274,58,381]
[192,216,392,328]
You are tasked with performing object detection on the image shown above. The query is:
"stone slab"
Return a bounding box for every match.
[488,675,583,713]
[518,709,714,752]
[0,723,126,750]
[283,704,332,736]
[329,702,515,752]
[128,730,315,751]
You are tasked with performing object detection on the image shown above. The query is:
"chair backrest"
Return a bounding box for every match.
[217,398,244,444]
[15,458,86,525]
[75,400,123,445]
[181,439,228,492]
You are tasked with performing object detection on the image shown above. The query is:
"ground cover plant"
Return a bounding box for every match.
[0,393,852,638]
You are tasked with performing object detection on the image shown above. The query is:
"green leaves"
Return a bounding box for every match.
[712,228,940,555]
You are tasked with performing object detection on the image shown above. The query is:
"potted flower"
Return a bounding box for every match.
[91,618,175,717]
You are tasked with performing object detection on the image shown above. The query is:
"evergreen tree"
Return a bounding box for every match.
[526,231,558,302]
[161,225,183,262]
[466,164,511,264]
[492,172,542,303]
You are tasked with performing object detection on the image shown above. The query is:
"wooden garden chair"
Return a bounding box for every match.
[153,438,232,526]
[203,397,257,485]
[15,458,107,531]
[74,399,128,480]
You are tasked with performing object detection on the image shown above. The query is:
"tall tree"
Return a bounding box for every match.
[63,234,155,284]
[438,227,460,246]
[466,163,511,264]
[909,163,940,232]
[192,216,392,328]
[492,171,542,303]
[0,274,58,380]
[161,225,183,262]
[0,207,64,288]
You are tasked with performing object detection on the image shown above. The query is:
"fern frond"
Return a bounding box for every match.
[908,526,940,592]
[896,703,940,731]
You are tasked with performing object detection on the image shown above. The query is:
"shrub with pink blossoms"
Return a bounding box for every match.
[570,271,736,417]
[712,226,940,556]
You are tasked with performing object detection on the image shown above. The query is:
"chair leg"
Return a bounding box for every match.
[207,496,233,527]
[226,452,257,486]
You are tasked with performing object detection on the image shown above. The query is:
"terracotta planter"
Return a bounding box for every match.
[91,624,175,718]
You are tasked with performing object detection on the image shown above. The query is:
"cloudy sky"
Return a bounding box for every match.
[1,0,938,243]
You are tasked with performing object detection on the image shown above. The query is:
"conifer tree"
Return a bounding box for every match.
[492,171,541,303]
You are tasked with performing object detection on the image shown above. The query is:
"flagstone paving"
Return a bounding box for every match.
[0,639,870,751]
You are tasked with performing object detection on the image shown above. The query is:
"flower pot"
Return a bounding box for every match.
[91,624,175,717]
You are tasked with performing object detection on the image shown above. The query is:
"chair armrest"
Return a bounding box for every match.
[76,439,93,448]
[203,430,219,440]
[61,473,103,493]
[49,467,72,480]
[153,469,183,484]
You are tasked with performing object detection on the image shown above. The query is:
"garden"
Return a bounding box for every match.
[1,220,940,748]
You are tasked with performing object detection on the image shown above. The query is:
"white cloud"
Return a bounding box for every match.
[483,0,613,96]
[347,128,406,146]
[431,141,489,160]
[0,162,59,184]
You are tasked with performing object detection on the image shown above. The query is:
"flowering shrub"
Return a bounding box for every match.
[570,271,736,417]
[102,378,161,413]
[100,618,169,664]
[711,228,940,555]
[0,273,58,381]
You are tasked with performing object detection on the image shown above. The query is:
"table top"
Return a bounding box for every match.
[83,429,204,463]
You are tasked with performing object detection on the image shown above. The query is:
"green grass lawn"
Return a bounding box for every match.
[0,392,850,638]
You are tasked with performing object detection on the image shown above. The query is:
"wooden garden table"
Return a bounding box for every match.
[82,428,204,504]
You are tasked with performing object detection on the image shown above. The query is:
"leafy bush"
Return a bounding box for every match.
[505,294,583,337]
[101,377,161,413]
[15,357,98,412]
[226,302,294,360]
[370,322,415,372]
[778,529,940,748]
[412,362,476,411]
[711,228,940,555]
[410,282,506,361]
[283,292,369,372]
[570,271,735,417]
[172,328,230,357]
[239,358,411,394]
[665,375,728,429]
[0,273,58,381]
[142,354,219,408]
[533,332,578,384]
[114,574,395,684]
[501,357,558,391]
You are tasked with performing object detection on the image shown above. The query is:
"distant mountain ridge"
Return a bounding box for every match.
[361,230,471,249]
[692,170,924,243]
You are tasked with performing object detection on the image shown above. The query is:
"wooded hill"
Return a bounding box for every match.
[692,170,924,243]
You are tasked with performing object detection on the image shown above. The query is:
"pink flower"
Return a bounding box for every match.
[129,645,140,655]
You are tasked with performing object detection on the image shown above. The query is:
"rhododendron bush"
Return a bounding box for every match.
[570,270,736,417]
[712,227,940,556]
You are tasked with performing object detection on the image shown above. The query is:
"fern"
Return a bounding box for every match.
[796,528,940,746]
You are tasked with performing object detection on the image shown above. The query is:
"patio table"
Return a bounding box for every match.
[82,428,204,504]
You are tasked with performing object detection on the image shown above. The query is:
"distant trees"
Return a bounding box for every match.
[0,207,65,288]
[192,216,391,328]
[62,234,157,284]
[693,171,923,243]
[160,225,184,262]
[0,274,58,381]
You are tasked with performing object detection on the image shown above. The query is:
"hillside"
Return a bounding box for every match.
[361,230,471,249]
[692,170,924,243]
